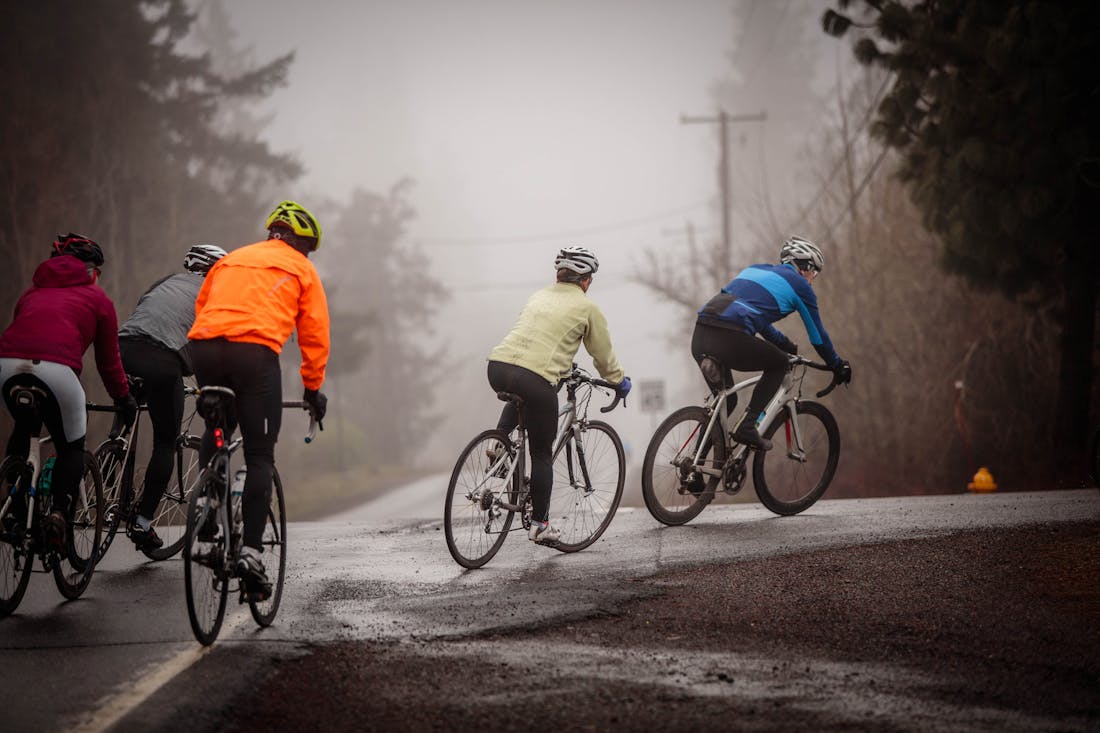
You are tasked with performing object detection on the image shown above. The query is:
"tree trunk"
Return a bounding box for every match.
[1054,233,1096,480]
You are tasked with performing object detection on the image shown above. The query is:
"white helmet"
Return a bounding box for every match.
[779,236,824,272]
[183,243,228,274]
[554,245,599,275]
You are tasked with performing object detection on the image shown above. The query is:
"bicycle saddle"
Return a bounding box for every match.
[6,381,48,410]
[495,391,523,406]
[196,385,236,423]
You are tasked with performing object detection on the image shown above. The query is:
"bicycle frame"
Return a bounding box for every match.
[689,369,812,478]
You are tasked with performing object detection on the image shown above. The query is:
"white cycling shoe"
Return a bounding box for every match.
[528,522,561,545]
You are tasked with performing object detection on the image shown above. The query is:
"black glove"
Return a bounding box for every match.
[780,341,798,356]
[110,394,139,439]
[303,388,328,423]
[833,359,852,385]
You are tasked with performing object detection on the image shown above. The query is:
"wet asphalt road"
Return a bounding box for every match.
[1,478,1097,732]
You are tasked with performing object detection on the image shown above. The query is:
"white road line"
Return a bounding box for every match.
[68,611,252,733]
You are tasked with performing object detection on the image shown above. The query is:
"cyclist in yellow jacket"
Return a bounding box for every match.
[487,246,630,545]
[188,200,329,599]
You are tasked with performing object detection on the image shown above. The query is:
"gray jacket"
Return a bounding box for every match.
[119,272,203,369]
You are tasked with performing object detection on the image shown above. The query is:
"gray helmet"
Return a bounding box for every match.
[554,245,599,275]
[779,236,824,272]
[183,244,228,274]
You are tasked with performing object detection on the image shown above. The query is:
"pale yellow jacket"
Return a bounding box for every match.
[488,282,624,386]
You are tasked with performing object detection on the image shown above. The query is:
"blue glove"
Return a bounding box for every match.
[616,376,632,397]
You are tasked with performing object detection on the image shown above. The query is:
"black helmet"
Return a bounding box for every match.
[51,233,104,267]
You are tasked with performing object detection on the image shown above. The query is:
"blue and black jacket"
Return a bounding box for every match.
[696,262,840,367]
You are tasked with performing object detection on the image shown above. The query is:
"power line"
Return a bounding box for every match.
[412,201,710,248]
[821,144,892,242]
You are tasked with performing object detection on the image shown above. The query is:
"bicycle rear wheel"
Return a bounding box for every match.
[752,401,839,516]
[184,472,229,645]
[641,406,726,526]
[549,420,625,552]
[0,457,33,616]
[444,429,516,569]
[143,434,202,561]
[54,452,103,600]
[92,441,130,564]
[249,467,287,627]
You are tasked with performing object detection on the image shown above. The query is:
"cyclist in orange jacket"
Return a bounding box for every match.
[188,201,330,599]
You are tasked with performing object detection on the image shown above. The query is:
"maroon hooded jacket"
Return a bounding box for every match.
[0,255,129,398]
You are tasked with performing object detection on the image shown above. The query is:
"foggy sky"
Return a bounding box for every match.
[216,0,844,464]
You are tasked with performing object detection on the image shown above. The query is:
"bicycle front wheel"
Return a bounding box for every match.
[143,435,202,561]
[0,457,33,616]
[249,467,287,627]
[92,440,129,563]
[444,430,516,569]
[641,406,726,526]
[752,400,839,516]
[184,475,229,645]
[54,452,104,600]
[549,420,625,552]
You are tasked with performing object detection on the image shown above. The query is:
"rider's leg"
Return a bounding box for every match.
[225,343,282,552]
[487,361,557,522]
[124,341,186,522]
[692,324,787,450]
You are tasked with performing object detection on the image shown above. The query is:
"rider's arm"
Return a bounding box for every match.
[295,267,330,392]
[93,294,130,399]
[759,323,797,354]
[582,304,625,384]
[792,281,840,367]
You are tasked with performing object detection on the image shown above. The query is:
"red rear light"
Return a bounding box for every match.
[214,428,224,449]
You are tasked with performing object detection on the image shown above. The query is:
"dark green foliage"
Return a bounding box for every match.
[824,0,1100,466]
[0,0,299,320]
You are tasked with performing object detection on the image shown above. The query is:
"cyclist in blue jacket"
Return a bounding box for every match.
[692,236,851,451]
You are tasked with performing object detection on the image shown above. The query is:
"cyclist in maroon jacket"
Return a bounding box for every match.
[0,234,137,548]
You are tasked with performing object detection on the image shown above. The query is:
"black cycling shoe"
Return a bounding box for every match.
[43,510,67,551]
[731,422,772,452]
[236,549,272,601]
[131,525,164,552]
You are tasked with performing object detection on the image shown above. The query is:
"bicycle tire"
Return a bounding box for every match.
[249,467,287,627]
[641,406,726,526]
[0,457,34,616]
[54,452,103,600]
[444,429,516,569]
[91,440,130,564]
[549,420,625,552]
[143,434,202,561]
[184,470,229,645]
[752,400,839,516]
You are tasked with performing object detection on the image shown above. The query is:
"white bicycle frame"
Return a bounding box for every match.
[0,435,90,535]
[479,383,594,504]
[689,369,811,478]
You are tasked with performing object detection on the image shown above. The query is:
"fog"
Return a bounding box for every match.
[215,0,848,470]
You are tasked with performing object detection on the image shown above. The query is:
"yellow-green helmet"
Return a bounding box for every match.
[265,200,322,249]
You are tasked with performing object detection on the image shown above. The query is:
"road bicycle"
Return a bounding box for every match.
[641,355,842,525]
[444,364,626,569]
[183,386,317,646]
[0,384,104,616]
[90,381,203,562]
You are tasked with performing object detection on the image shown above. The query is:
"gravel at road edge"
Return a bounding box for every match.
[228,521,1100,732]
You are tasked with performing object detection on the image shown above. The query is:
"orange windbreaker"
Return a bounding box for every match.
[188,239,330,391]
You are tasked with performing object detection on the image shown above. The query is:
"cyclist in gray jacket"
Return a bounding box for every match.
[118,244,226,551]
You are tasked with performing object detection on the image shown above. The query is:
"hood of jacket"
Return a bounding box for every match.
[32,255,94,288]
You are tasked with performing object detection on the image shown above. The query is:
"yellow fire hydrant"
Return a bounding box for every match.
[967,466,998,492]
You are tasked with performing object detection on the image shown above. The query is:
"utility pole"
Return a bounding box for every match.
[681,109,766,269]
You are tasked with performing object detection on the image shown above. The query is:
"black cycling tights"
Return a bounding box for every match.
[487,361,557,524]
[691,322,788,417]
[190,339,282,550]
[120,339,185,521]
[2,374,84,516]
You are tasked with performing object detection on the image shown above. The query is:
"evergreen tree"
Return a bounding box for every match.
[823,1,1100,465]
